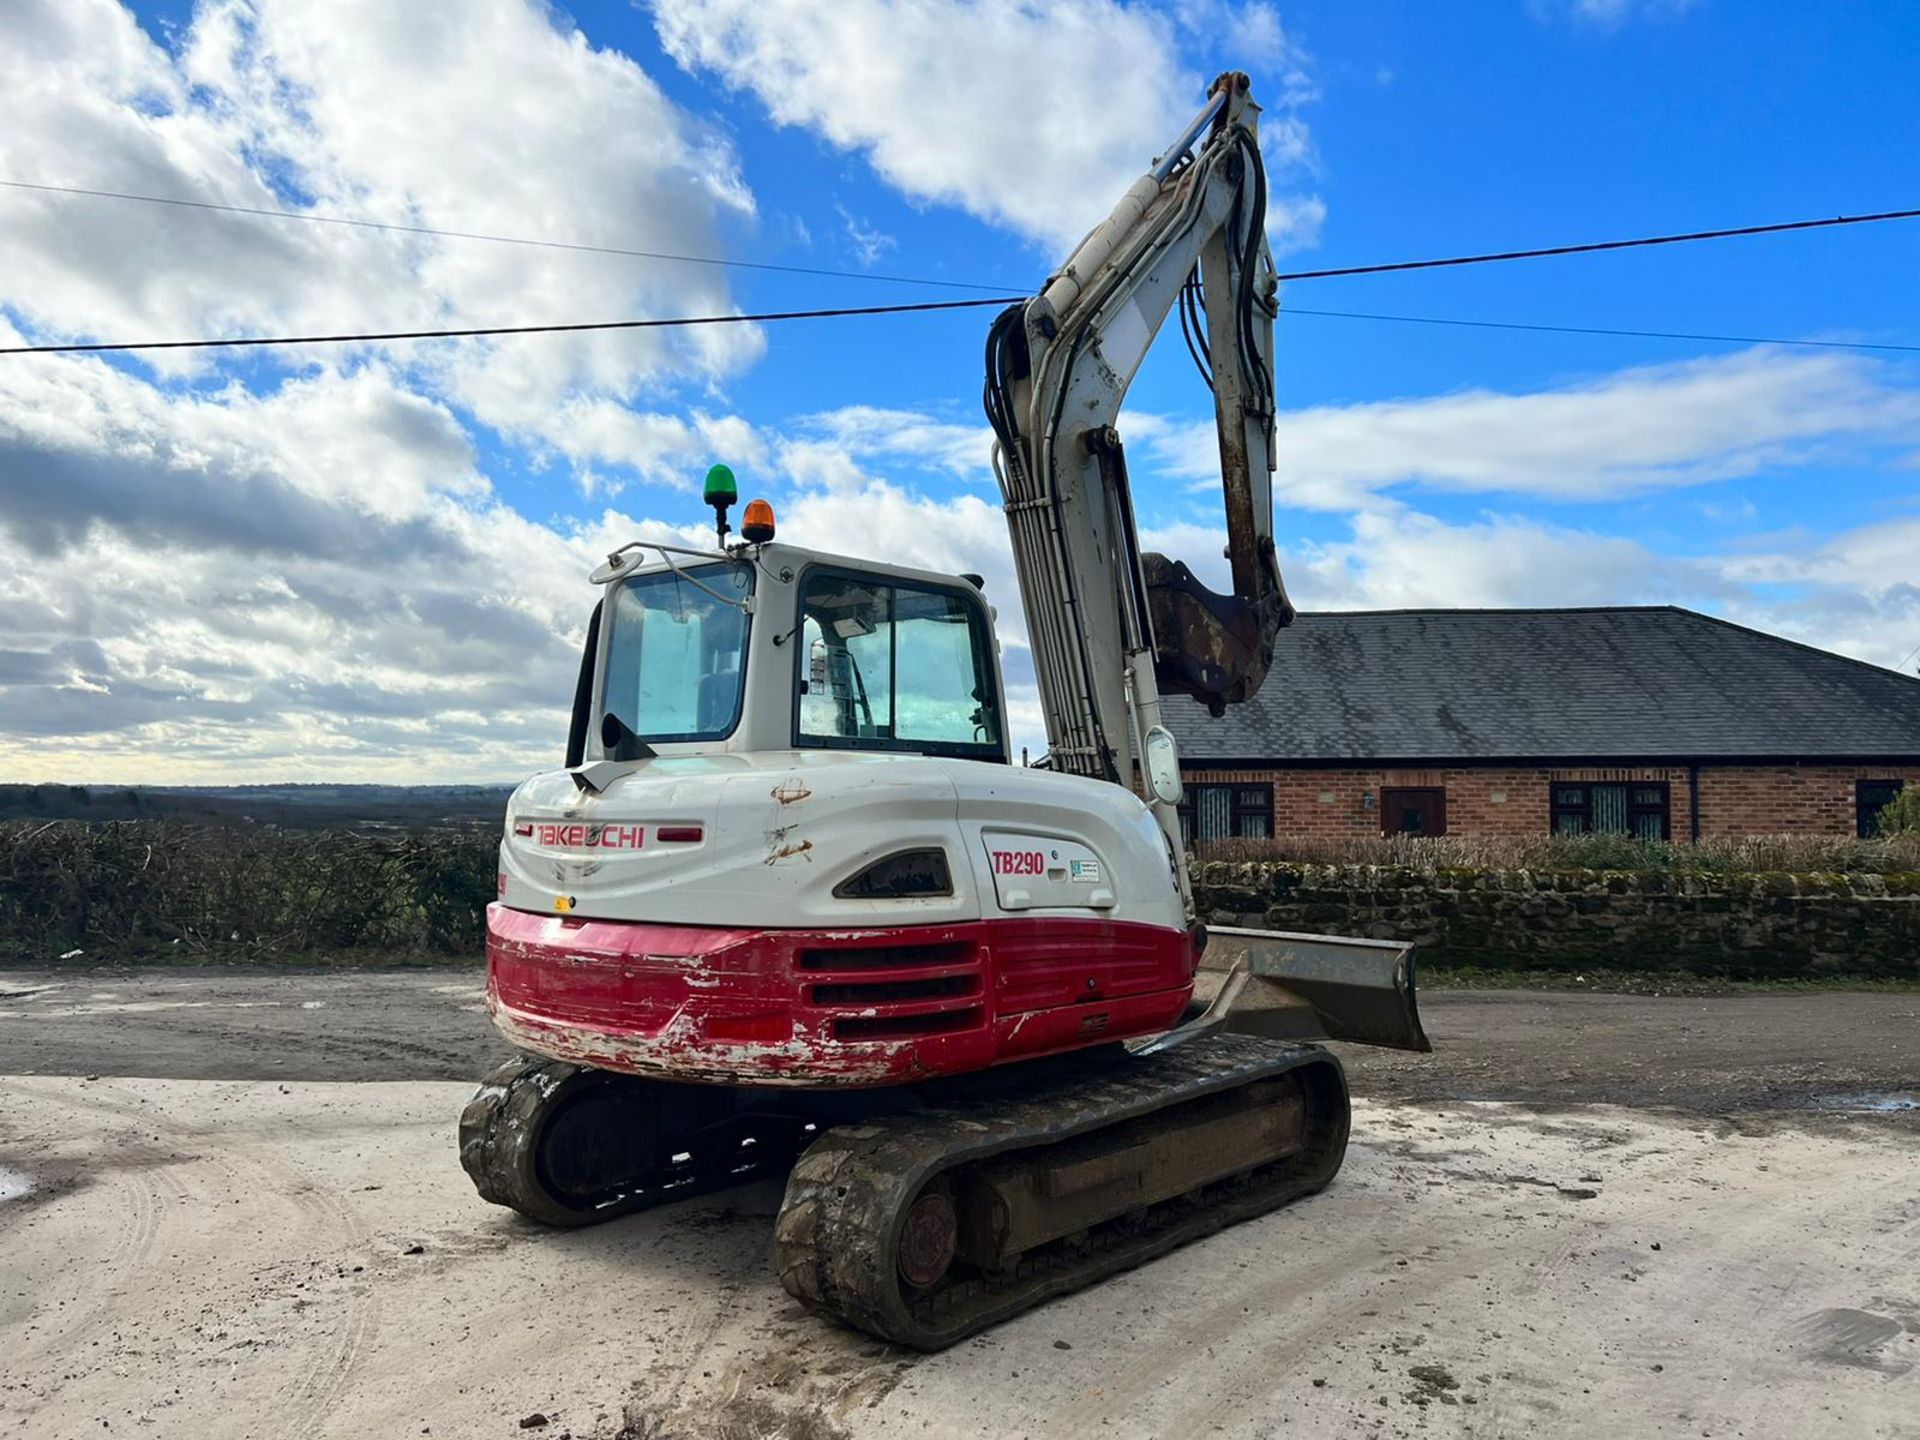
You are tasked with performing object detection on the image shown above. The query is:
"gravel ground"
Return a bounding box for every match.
[4,966,1915,1114]
[1,967,1915,1440]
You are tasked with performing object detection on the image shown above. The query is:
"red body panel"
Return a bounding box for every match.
[485,903,1196,1088]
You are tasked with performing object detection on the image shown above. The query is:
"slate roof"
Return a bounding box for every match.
[1162,606,1920,763]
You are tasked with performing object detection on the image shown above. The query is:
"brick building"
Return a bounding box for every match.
[1160,607,1920,845]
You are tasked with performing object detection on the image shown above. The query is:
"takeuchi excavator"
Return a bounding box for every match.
[459,73,1429,1349]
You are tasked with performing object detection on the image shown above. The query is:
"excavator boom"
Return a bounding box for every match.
[986,73,1293,880]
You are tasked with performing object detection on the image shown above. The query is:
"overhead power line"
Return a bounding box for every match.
[0,296,1023,356]
[1280,307,1920,355]
[7,294,1916,361]
[10,176,1916,294]
[2,197,1915,359]
[0,178,1011,294]
[7,295,1912,362]
[1273,207,1920,281]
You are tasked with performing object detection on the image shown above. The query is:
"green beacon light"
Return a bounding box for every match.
[703,462,738,544]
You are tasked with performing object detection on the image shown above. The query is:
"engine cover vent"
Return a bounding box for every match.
[833,848,953,900]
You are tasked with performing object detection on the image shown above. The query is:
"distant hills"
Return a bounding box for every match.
[0,783,514,829]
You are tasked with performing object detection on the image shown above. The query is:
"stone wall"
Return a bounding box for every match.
[1189,860,1920,979]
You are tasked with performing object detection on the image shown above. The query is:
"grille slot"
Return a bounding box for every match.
[833,1007,984,1040]
[797,941,974,973]
[811,974,979,1006]
[800,939,986,1042]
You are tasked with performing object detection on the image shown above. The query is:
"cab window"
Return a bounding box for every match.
[795,571,1003,760]
[602,562,752,743]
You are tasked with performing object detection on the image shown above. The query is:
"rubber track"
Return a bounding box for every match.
[458,1053,805,1227]
[774,1033,1349,1349]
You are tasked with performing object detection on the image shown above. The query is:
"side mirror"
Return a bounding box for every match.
[600,712,656,763]
[1144,725,1184,806]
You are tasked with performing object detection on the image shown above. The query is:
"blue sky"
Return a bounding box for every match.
[0,0,1916,781]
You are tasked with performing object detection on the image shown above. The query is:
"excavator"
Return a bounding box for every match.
[459,72,1429,1350]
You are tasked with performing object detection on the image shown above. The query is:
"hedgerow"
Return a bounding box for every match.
[0,820,496,963]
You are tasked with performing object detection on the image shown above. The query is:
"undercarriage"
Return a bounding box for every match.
[460,1033,1349,1349]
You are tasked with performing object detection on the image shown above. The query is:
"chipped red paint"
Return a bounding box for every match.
[484,903,1194,1088]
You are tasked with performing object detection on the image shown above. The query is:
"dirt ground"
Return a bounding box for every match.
[2,968,1916,1439]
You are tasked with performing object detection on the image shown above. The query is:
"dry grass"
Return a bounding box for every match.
[1197,830,1920,874]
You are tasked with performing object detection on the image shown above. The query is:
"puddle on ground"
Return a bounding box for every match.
[0,984,62,1001]
[1803,1093,1919,1114]
[0,1169,32,1203]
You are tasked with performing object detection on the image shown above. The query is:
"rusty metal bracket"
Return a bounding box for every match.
[1128,958,1250,1056]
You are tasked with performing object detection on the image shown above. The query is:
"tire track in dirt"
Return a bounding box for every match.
[0,1078,382,1439]
[609,1198,912,1440]
[1,1084,166,1377]
[1043,1179,1560,1438]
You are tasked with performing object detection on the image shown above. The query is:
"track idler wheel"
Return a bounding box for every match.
[459,1053,666,1227]
[460,1053,820,1227]
[895,1180,958,1291]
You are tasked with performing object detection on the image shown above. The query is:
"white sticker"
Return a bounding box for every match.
[1070,860,1101,884]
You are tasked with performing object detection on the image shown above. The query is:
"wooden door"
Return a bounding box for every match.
[1381,787,1446,837]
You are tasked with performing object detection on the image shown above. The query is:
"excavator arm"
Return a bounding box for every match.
[984,71,1293,878]
[982,75,1426,1058]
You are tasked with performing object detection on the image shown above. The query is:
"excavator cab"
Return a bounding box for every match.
[567,539,1011,777]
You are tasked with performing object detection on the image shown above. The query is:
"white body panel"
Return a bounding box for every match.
[499,749,1183,934]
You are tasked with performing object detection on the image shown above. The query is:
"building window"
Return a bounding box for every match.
[1381,787,1446,837]
[1552,782,1669,839]
[1857,779,1906,838]
[1178,783,1273,847]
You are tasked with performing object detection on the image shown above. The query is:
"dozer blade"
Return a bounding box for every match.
[1180,927,1431,1054]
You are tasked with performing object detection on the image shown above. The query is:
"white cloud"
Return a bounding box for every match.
[782,406,996,488]
[1143,507,1699,612]
[0,343,1036,781]
[552,402,769,495]
[0,335,600,780]
[4,341,1916,783]
[649,0,1321,253]
[1530,0,1702,24]
[1150,502,1920,676]
[1712,516,1920,671]
[1130,349,1920,511]
[1290,508,1713,610]
[0,0,761,440]
[836,205,898,268]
